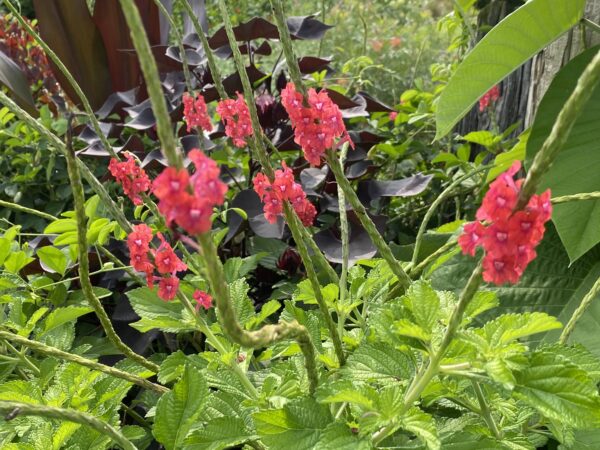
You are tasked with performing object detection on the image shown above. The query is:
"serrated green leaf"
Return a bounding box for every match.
[40,306,92,336]
[403,281,440,334]
[154,364,208,450]
[464,291,499,323]
[395,319,431,341]
[481,312,562,346]
[183,417,257,450]
[344,342,414,383]
[316,380,375,410]
[513,350,600,428]
[401,407,441,450]
[314,423,372,449]
[293,279,339,306]
[228,278,255,326]
[436,0,586,138]
[127,287,195,333]
[158,351,207,384]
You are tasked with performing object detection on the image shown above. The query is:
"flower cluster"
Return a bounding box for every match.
[183,92,212,132]
[216,93,253,147]
[152,149,227,236]
[253,162,317,226]
[108,152,151,205]
[479,85,500,112]
[458,162,551,285]
[193,290,213,311]
[281,83,352,166]
[126,224,187,300]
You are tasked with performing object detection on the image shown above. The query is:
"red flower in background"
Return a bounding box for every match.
[153,233,187,274]
[281,83,352,166]
[108,153,151,205]
[216,93,253,147]
[183,92,213,132]
[253,162,317,226]
[193,290,213,311]
[158,276,179,301]
[479,85,501,112]
[458,161,552,285]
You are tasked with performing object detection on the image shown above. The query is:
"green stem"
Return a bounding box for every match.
[178,0,228,100]
[559,275,600,344]
[551,192,600,204]
[0,331,167,393]
[517,49,600,209]
[3,0,116,158]
[119,0,181,168]
[64,118,159,373]
[338,143,350,307]
[325,150,412,291]
[411,165,488,268]
[0,91,132,233]
[372,262,483,445]
[408,238,457,280]
[581,18,600,35]
[0,401,137,450]
[3,340,40,375]
[197,232,319,393]
[0,199,57,221]
[472,380,502,439]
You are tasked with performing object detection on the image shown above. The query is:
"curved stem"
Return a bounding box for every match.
[119,0,181,168]
[325,149,412,292]
[472,380,502,439]
[0,199,57,221]
[559,275,600,344]
[0,401,137,450]
[517,49,600,209]
[198,232,319,393]
[0,331,167,394]
[65,117,159,373]
[411,165,488,268]
[408,238,457,280]
[3,0,116,158]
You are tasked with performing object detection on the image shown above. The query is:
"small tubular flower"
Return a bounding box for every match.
[108,152,150,205]
[216,93,253,147]
[158,276,179,301]
[479,85,500,112]
[458,161,552,285]
[153,233,187,275]
[193,290,213,311]
[183,92,212,132]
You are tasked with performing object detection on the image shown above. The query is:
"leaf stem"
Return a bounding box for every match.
[0,199,57,222]
[0,401,138,450]
[551,192,600,204]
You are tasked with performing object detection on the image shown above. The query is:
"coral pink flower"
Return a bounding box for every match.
[389,111,398,121]
[183,92,212,132]
[479,85,501,112]
[216,93,253,147]
[153,233,187,275]
[108,152,151,205]
[174,194,214,235]
[127,224,153,256]
[158,276,179,301]
[458,161,552,285]
[193,290,213,311]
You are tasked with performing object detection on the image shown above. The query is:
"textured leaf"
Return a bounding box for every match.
[403,281,440,334]
[527,46,600,262]
[344,342,413,383]
[513,350,600,428]
[154,364,208,450]
[40,306,92,336]
[480,312,562,346]
[183,417,257,450]
[435,0,586,138]
[254,398,332,450]
[228,278,255,326]
[314,423,371,449]
[158,350,207,384]
[127,287,195,333]
[401,407,441,450]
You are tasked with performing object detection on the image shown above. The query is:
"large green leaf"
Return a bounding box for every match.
[183,417,258,450]
[0,50,36,115]
[154,364,208,450]
[127,287,196,333]
[527,46,600,263]
[435,0,586,139]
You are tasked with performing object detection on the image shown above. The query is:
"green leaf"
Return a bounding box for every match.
[127,287,196,333]
[154,364,208,450]
[527,45,600,262]
[3,251,34,274]
[183,417,258,450]
[228,278,255,327]
[401,407,441,450]
[403,281,440,334]
[40,305,92,336]
[513,350,600,428]
[435,0,586,139]
[246,299,281,329]
[36,246,68,276]
[158,351,207,384]
[344,342,414,383]
[315,423,371,449]
[294,279,339,306]
[254,398,332,449]
[487,130,528,183]
[44,218,77,234]
[480,312,562,346]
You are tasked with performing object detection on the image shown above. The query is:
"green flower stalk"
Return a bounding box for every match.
[0,331,168,394]
[560,275,600,344]
[64,118,159,374]
[0,199,57,222]
[0,401,138,450]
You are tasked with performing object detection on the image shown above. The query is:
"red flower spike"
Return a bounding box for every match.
[108,153,151,205]
[127,224,153,256]
[158,276,179,301]
[482,253,521,285]
[193,290,213,311]
[153,233,187,275]
[174,195,214,235]
[216,93,253,148]
[183,92,212,132]
[479,85,500,112]
[458,221,486,257]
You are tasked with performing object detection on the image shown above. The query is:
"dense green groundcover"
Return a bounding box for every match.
[1,0,600,449]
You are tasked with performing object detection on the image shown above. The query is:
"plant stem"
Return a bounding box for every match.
[581,18,600,34]
[517,49,600,209]
[325,150,412,291]
[3,0,116,159]
[0,401,137,450]
[472,380,502,439]
[372,262,483,445]
[3,340,40,375]
[64,117,159,373]
[551,192,600,204]
[411,165,488,268]
[197,232,319,393]
[559,275,600,344]
[0,199,57,221]
[0,331,167,393]
[338,143,350,307]
[119,0,181,168]
[409,238,457,280]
